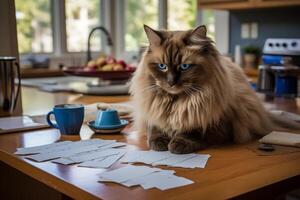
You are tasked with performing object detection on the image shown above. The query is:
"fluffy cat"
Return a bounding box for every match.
[130,25,299,154]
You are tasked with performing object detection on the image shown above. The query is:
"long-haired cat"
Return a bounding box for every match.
[130,25,300,154]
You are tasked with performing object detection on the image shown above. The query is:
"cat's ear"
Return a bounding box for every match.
[144,24,162,46]
[188,25,207,44]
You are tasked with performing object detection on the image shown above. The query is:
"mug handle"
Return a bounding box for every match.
[13,61,21,110]
[46,111,59,129]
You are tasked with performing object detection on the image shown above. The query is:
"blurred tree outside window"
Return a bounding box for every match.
[15,0,53,54]
[167,0,197,30]
[202,10,215,41]
[15,0,210,55]
[125,0,159,52]
[66,0,101,52]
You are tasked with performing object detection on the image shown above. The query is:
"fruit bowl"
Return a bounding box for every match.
[63,66,135,80]
[63,55,136,81]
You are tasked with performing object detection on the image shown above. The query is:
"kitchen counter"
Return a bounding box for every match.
[0,86,300,200]
[21,68,65,78]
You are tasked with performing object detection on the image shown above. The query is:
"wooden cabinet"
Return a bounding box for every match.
[256,0,300,8]
[198,0,300,10]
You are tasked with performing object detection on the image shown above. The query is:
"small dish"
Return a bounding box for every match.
[87,120,128,134]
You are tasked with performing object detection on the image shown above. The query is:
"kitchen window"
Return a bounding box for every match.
[202,9,215,41]
[167,0,197,30]
[15,0,221,66]
[15,0,53,54]
[124,0,159,52]
[65,0,102,52]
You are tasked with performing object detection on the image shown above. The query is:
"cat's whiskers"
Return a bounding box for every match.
[140,84,157,93]
[183,87,193,96]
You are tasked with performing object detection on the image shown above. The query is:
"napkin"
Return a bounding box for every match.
[259,131,300,147]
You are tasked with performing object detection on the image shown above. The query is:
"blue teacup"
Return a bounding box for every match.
[46,104,84,135]
[95,109,120,127]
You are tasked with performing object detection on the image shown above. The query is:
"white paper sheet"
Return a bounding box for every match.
[98,165,162,183]
[52,157,76,165]
[69,149,125,163]
[98,165,194,190]
[25,139,118,162]
[121,150,211,169]
[78,152,126,168]
[26,144,102,162]
[99,142,127,149]
[152,153,197,166]
[172,154,211,168]
[121,150,173,164]
[15,141,73,155]
[15,139,115,155]
[143,174,194,190]
[122,170,176,187]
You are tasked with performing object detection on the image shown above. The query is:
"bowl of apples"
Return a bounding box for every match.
[63,55,135,80]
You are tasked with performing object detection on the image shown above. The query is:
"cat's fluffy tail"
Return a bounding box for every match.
[269,112,300,132]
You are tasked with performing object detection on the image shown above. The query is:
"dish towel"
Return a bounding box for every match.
[259,131,300,147]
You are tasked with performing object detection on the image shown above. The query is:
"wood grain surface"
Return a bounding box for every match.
[0,87,300,200]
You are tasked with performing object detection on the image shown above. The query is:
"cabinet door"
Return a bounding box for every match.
[198,0,300,9]
[199,0,247,3]
[256,0,300,8]
[198,0,252,10]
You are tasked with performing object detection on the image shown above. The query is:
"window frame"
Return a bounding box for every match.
[15,0,55,55]
[18,0,106,63]
[17,0,228,66]
[115,0,167,61]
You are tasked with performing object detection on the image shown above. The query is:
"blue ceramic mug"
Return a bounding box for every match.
[46,104,84,135]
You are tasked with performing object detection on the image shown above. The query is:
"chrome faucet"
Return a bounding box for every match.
[86,26,113,63]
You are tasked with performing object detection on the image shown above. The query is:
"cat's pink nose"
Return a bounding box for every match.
[167,74,177,87]
[167,81,176,87]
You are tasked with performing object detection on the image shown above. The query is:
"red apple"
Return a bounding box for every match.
[116,60,127,68]
[125,64,135,71]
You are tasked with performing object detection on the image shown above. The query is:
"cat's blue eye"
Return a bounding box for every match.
[179,64,191,71]
[157,63,167,71]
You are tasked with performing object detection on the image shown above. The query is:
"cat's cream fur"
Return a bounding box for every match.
[130,25,274,152]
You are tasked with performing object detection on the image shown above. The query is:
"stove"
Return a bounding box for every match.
[257,38,300,97]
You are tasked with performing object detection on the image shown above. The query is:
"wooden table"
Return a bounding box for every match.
[1,87,300,200]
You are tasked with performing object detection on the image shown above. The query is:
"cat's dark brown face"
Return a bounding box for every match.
[143,25,218,95]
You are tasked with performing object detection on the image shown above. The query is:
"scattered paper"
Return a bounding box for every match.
[99,165,161,183]
[16,139,211,172]
[69,148,124,163]
[16,139,215,190]
[122,150,210,169]
[172,154,211,168]
[79,152,126,168]
[52,157,76,165]
[122,170,175,187]
[99,142,127,149]
[152,153,197,166]
[16,139,128,168]
[15,141,73,155]
[15,139,115,155]
[98,165,193,190]
[26,143,107,162]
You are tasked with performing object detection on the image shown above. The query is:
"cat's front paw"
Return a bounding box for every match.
[168,137,197,154]
[149,136,170,151]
